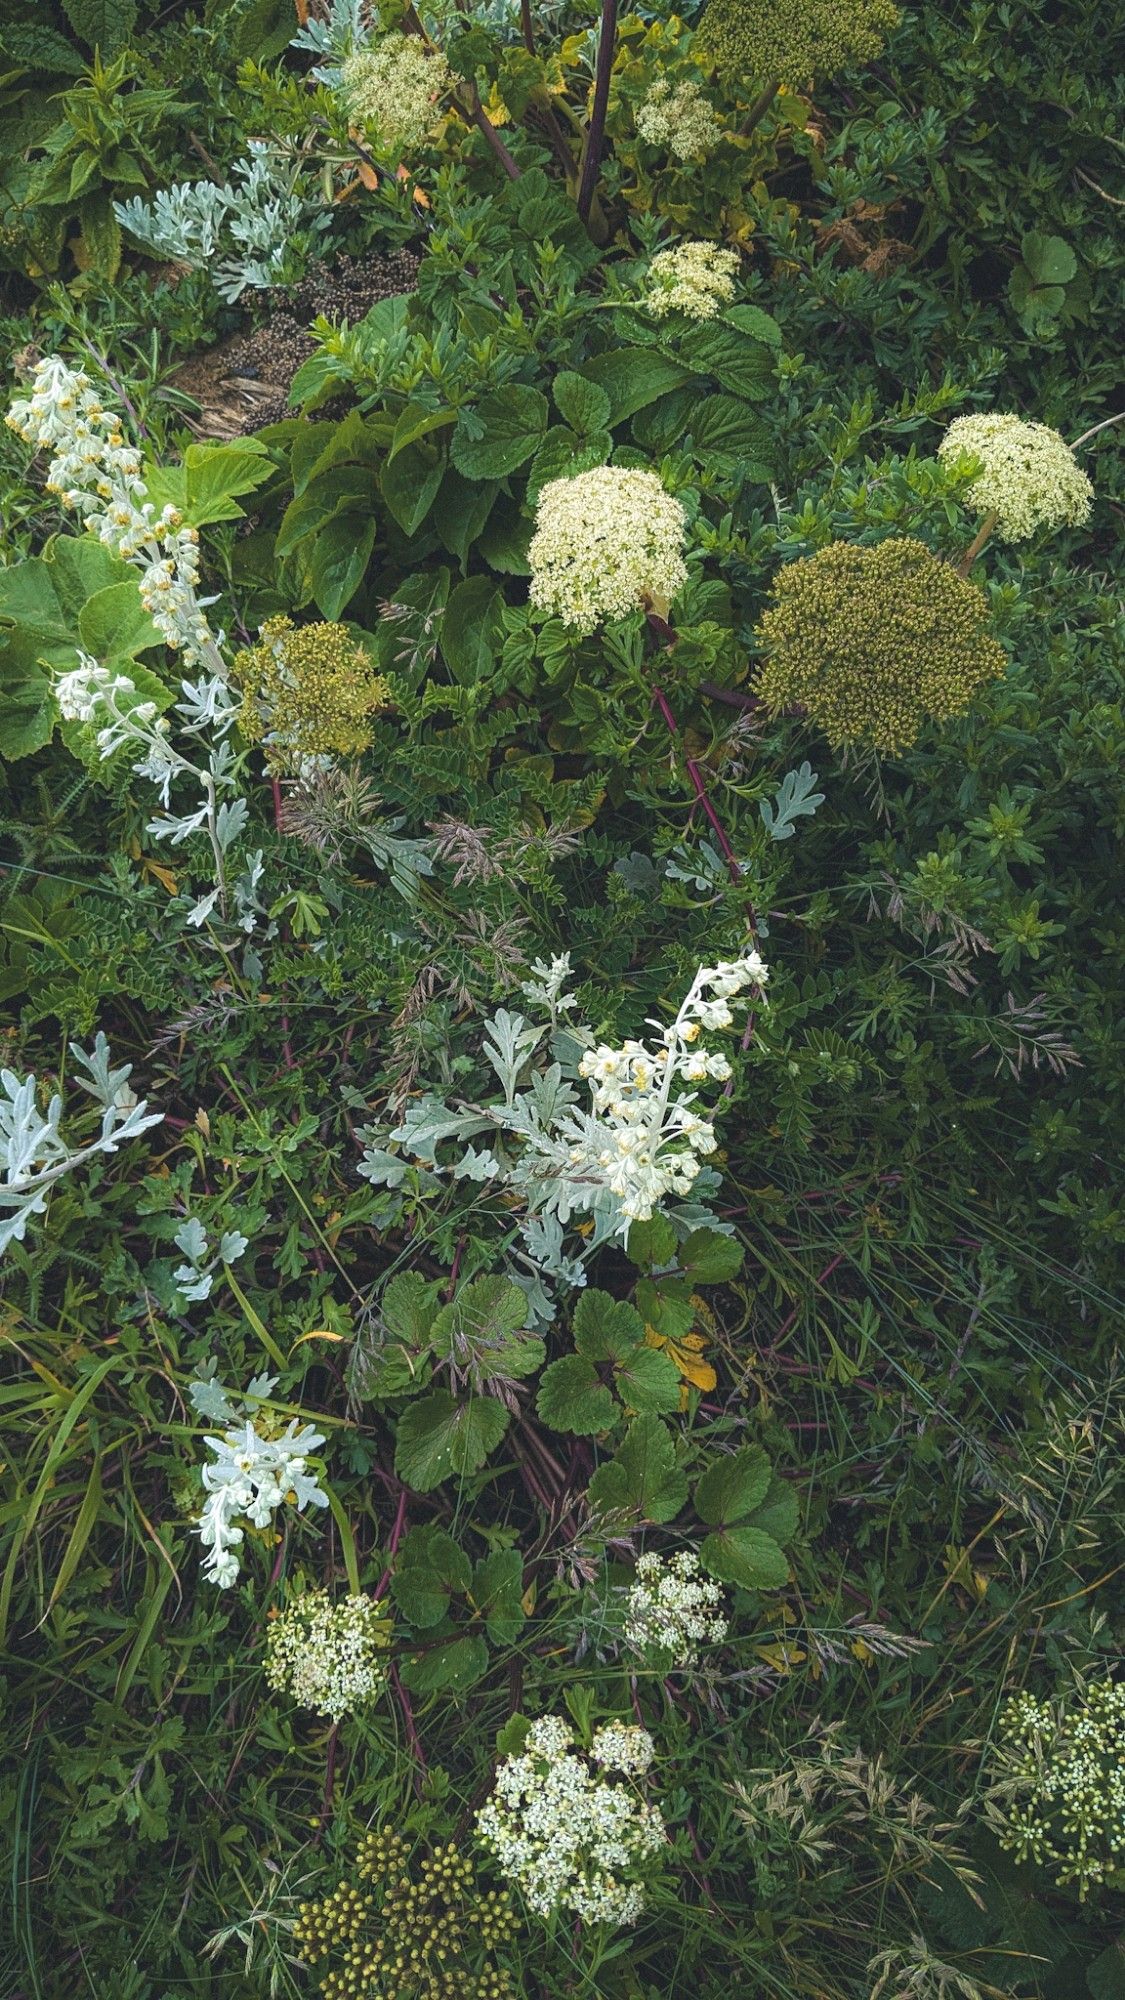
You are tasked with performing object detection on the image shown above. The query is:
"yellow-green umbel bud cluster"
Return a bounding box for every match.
[938,413,1093,543]
[294,1828,519,2000]
[987,1681,1125,1901]
[235,616,392,771]
[340,34,457,157]
[755,537,1006,753]
[696,0,900,88]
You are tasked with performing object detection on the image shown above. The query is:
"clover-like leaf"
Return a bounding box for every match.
[573,1288,648,1363]
[586,1414,687,1524]
[536,1354,617,1435]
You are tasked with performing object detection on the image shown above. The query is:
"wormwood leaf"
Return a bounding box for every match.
[760,762,825,841]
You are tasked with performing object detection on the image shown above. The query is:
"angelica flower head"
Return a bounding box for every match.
[235,616,392,770]
[938,412,1093,543]
[645,239,740,321]
[196,1409,328,1586]
[624,1549,729,1665]
[265,1588,390,1720]
[476,1714,665,1926]
[636,77,723,159]
[340,33,457,157]
[756,537,1006,752]
[697,0,900,88]
[528,466,688,634]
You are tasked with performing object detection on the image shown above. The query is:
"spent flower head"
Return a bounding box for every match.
[265,1588,391,1720]
[624,1549,729,1665]
[476,1713,665,1926]
[938,413,1093,543]
[644,240,740,320]
[697,0,900,87]
[235,616,392,769]
[756,537,1006,753]
[528,466,687,634]
[636,77,723,159]
[341,34,457,156]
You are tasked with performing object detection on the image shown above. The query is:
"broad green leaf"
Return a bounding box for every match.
[694,1445,772,1527]
[1021,230,1076,285]
[431,471,499,569]
[724,303,783,349]
[305,514,376,620]
[580,348,694,425]
[613,1342,683,1415]
[0,635,56,760]
[586,1413,687,1524]
[536,1355,616,1435]
[674,320,776,401]
[61,0,138,54]
[470,1548,525,1645]
[145,438,274,527]
[451,385,549,481]
[380,441,445,536]
[634,1277,696,1344]
[394,1389,510,1491]
[381,1272,442,1349]
[399,1632,489,1693]
[389,403,457,462]
[552,371,611,435]
[680,1229,744,1283]
[573,1289,647,1363]
[700,1524,790,1590]
[78,582,163,665]
[689,394,772,468]
[275,466,375,558]
[750,1477,801,1546]
[430,1277,542,1380]
[623,1215,678,1269]
[441,574,504,685]
[391,1522,471,1627]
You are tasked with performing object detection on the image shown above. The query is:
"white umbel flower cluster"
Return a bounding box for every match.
[989,1680,1125,1899]
[528,466,688,634]
[938,412,1093,543]
[265,1588,390,1720]
[636,77,723,160]
[7,357,222,669]
[476,1714,665,1926]
[644,240,740,321]
[624,1550,729,1665]
[340,33,457,156]
[197,1413,329,1587]
[567,952,768,1225]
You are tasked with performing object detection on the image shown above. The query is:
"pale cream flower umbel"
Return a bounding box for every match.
[528,466,688,633]
[265,1588,390,1720]
[938,413,1093,543]
[341,33,456,156]
[645,240,740,321]
[624,1549,728,1665]
[476,1715,665,1926]
[636,77,723,160]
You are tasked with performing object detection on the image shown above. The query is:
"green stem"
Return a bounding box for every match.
[738,78,780,138]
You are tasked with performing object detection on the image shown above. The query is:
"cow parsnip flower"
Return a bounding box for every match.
[645,240,740,321]
[265,1589,390,1720]
[636,77,723,160]
[235,616,392,769]
[340,34,457,156]
[476,1715,665,1926]
[528,466,688,633]
[756,537,1006,752]
[988,1682,1125,1900]
[624,1550,729,1665]
[697,0,900,87]
[938,413,1093,543]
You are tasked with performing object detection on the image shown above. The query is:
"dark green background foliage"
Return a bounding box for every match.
[0,0,1121,1995]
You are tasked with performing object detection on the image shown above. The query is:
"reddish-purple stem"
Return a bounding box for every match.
[650,681,759,937]
[390,1665,426,1792]
[373,1489,408,1602]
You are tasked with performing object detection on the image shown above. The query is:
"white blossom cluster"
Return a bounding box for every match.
[7,357,222,670]
[196,1411,329,1587]
[644,240,740,321]
[636,77,723,159]
[340,34,458,157]
[528,466,688,634]
[623,1550,729,1665]
[567,952,769,1225]
[0,1034,162,1258]
[476,1714,665,1926]
[938,412,1093,543]
[989,1680,1125,1899]
[264,1588,390,1720]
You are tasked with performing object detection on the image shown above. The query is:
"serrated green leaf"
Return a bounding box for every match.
[399,1632,489,1693]
[695,1445,772,1526]
[391,1523,471,1627]
[78,582,163,665]
[381,1272,442,1349]
[431,1277,543,1380]
[573,1288,647,1363]
[306,514,376,620]
[680,1229,745,1283]
[613,1342,683,1414]
[470,1548,525,1645]
[380,441,444,536]
[624,1215,678,1269]
[1021,230,1077,285]
[587,1414,687,1524]
[580,347,694,425]
[441,574,504,685]
[450,385,549,480]
[700,1524,789,1590]
[749,1476,800,1546]
[552,371,611,435]
[394,1390,510,1491]
[536,1354,616,1435]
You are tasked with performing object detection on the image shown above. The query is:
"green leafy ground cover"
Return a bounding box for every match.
[0,0,1121,1995]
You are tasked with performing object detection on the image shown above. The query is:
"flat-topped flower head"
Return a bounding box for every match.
[645,240,740,321]
[265,1588,390,1720]
[697,0,900,88]
[756,537,1006,753]
[636,77,723,160]
[235,616,392,769]
[340,33,456,157]
[938,412,1093,543]
[624,1549,729,1665]
[528,466,687,634]
[988,1681,1125,1900]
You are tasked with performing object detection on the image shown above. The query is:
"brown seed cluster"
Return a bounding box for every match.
[697,0,900,88]
[293,1829,518,2000]
[755,537,1006,753]
[235,616,392,768]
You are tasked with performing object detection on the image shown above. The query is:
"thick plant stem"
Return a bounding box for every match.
[519,0,535,54]
[577,0,618,224]
[458,87,523,179]
[739,78,779,137]
[957,509,998,576]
